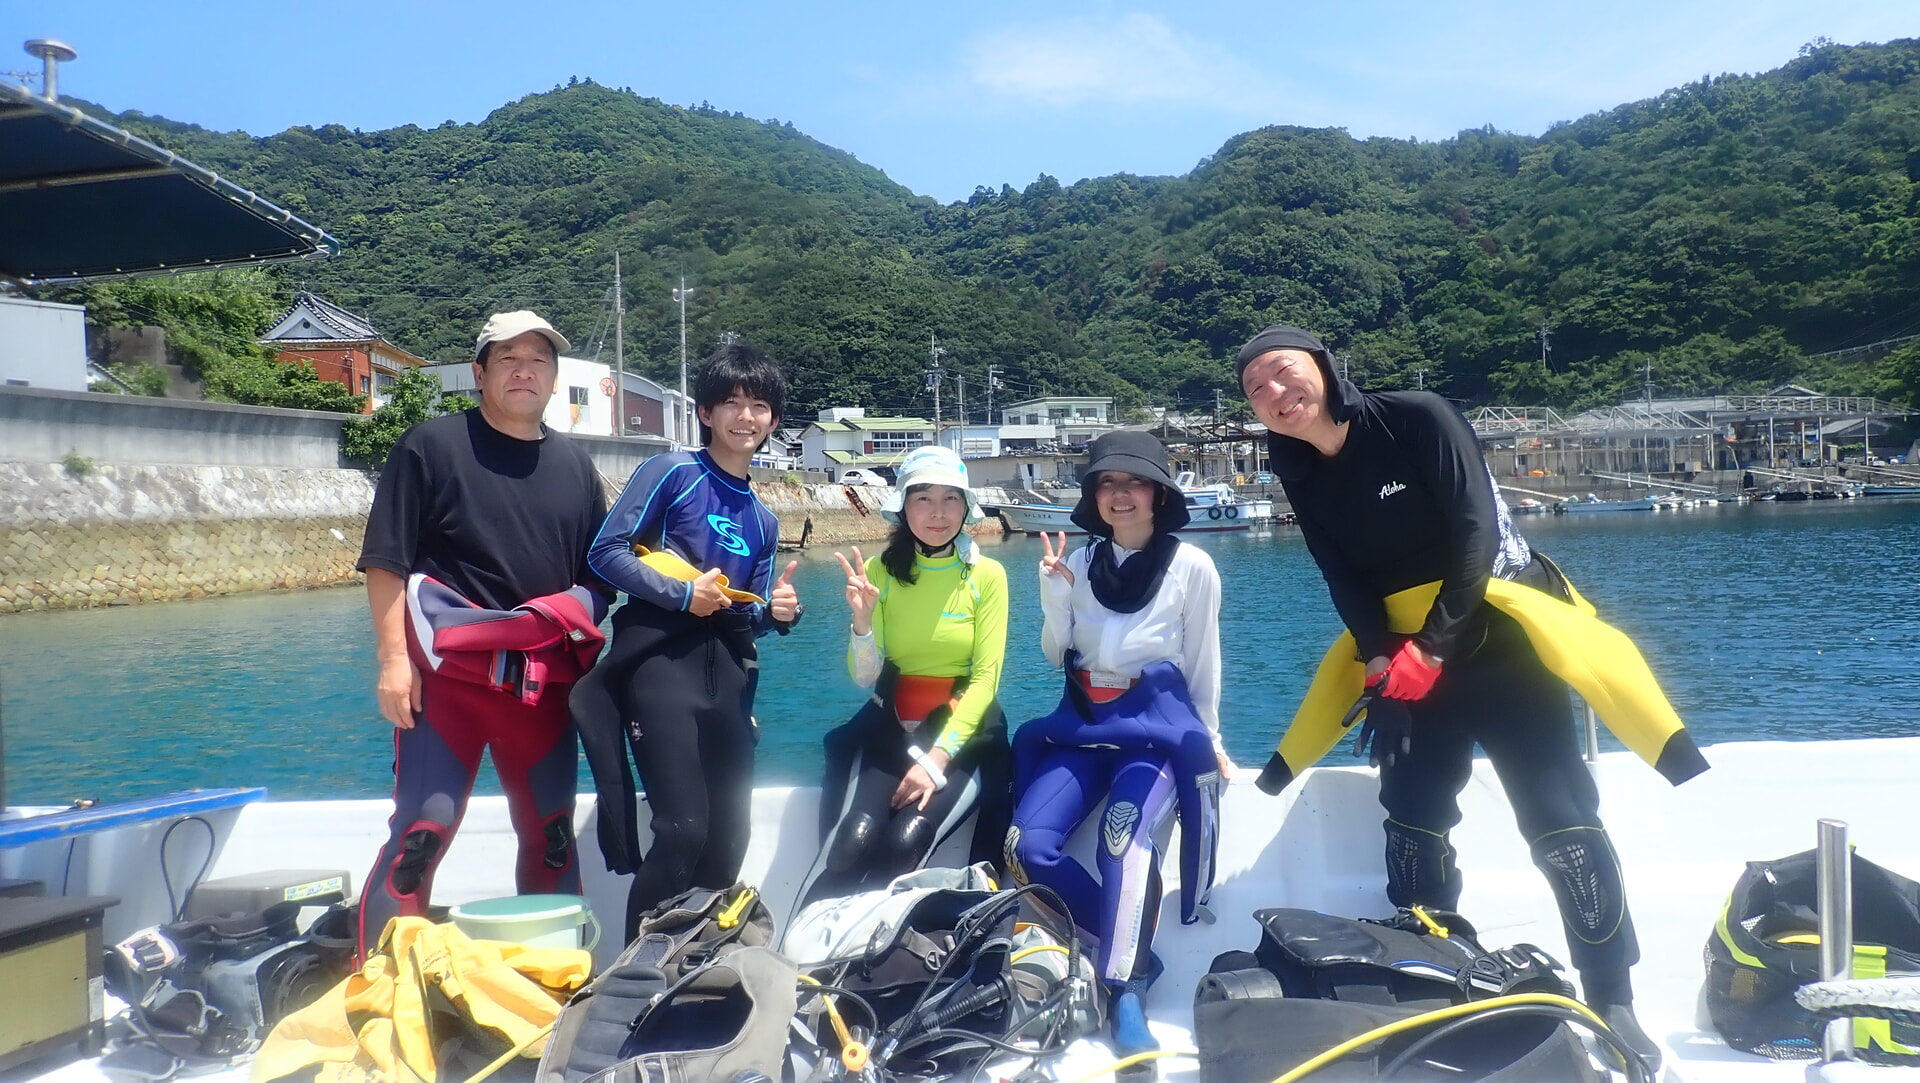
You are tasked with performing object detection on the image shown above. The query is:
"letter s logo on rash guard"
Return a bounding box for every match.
[707,514,752,557]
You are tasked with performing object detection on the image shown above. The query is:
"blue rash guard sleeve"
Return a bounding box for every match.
[588,454,704,611]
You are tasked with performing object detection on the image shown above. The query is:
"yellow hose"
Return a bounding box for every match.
[1270,993,1609,1083]
[797,974,870,1071]
[464,1021,555,1083]
[1010,943,1072,964]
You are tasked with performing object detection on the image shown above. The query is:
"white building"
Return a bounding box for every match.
[429,356,616,436]
[998,395,1114,445]
[800,407,935,480]
[0,296,88,392]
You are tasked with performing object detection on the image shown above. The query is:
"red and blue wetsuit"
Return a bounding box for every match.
[354,410,607,958]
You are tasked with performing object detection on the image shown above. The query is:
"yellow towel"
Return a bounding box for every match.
[252,918,591,1083]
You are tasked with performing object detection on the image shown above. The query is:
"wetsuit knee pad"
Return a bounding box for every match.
[885,813,936,869]
[1383,819,1461,910]
[542,815,574,871]
[1529,827,1630,949]
[390,825,446,897]
[825,813,879,875]
[1004,824,1033,885]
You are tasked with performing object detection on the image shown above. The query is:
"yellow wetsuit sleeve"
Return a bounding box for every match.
[937,556,1008,756]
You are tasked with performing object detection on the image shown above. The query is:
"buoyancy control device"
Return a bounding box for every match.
[1193,907,1614,1083]
[537,883,783,1083]
[787,864,1100,1082]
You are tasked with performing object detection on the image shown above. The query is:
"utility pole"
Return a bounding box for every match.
[986,364,1001,432]
[1539,322,1553,371]
[673,277,694,447]
[928,333,946,449]
[1414,367,1427,390]
[1214,388,1223,417]
[614,252,625,438]
[956,373,966,453]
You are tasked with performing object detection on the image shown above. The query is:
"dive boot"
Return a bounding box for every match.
[1593,1001,1662,1074]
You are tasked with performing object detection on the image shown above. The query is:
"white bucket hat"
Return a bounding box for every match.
[880,446,984,525]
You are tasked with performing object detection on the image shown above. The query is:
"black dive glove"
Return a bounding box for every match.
[1354,696,1413,769]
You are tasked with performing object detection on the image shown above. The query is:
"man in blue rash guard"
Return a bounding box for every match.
[570,342,802,938]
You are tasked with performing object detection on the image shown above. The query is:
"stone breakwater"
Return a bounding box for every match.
[0,463,993,613]
[0,462,375,613]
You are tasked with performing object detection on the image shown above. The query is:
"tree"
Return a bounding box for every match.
[72,269,364,412]
[342,367,467,467]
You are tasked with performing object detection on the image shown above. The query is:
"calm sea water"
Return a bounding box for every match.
[3,500,1916,806]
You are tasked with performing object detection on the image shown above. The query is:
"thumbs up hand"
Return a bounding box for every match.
[770,560,802,623]
[688,567,728,617]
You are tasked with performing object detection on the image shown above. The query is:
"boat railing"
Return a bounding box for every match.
[1588,470,1720,495]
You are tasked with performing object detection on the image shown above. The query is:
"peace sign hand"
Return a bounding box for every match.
[1039,531,1075,585]
[770,560,802,623]
[835,547,880,634]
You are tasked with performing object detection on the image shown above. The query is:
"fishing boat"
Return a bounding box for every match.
[5,737,1914,1083]
[1557,495,1661,513]
[993,476,1271,535]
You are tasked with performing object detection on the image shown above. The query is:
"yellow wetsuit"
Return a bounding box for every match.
[1270,575,1708,789]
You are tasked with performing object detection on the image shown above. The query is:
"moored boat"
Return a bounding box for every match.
[1557,494,1661,513]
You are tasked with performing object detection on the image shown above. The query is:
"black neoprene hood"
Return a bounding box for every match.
[1235,323,1365,425]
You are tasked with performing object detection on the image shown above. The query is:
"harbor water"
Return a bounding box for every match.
[2,499,1916,806]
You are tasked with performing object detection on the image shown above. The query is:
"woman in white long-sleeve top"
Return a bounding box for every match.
[1005,430,1232,1060]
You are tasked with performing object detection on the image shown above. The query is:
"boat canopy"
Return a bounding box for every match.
[0,80,338,285]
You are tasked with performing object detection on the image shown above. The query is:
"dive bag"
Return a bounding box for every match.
[537,883,781,1083]
[1194,908,1602,1083]
[1704,847,1920,1063]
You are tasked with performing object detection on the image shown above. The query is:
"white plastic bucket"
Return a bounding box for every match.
[447,894,600,952]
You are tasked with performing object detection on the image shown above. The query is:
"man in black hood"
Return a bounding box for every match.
[1236,324,1705,1071]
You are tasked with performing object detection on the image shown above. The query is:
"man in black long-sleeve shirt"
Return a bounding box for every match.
[1237,324,1667,1069]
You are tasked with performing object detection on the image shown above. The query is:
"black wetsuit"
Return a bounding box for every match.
[799,667,1012,907]
[573,449,794,938]
[1274,387,1641,1005]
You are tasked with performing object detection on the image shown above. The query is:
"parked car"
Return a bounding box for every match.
[838,468,887,485]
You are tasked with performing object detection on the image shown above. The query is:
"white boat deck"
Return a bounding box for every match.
[9,737,1920,1082]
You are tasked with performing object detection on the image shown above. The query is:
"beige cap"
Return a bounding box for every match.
[474,310,571,361]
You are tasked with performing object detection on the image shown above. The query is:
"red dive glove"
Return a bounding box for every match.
[1371,640,1442,701]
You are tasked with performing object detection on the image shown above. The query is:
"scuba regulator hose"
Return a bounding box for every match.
[1269,992,1654,1083]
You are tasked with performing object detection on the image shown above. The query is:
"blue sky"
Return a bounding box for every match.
[6,2,1914,203]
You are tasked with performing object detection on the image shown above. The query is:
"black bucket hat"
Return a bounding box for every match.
[1071,430,1191,536]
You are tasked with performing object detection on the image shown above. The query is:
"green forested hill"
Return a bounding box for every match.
[82,41,1920,417]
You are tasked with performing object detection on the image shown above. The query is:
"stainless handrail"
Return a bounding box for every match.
[1817,818,1854,1063]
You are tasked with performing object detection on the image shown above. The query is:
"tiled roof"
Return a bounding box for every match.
[809,417,933,432]
[261,291,382,343]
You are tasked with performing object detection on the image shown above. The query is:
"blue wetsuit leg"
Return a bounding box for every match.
[1094,753,1177,984]
[1007,746,1106,941]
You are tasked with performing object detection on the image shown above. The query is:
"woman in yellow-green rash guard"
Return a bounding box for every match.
[792,446,1012,908]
